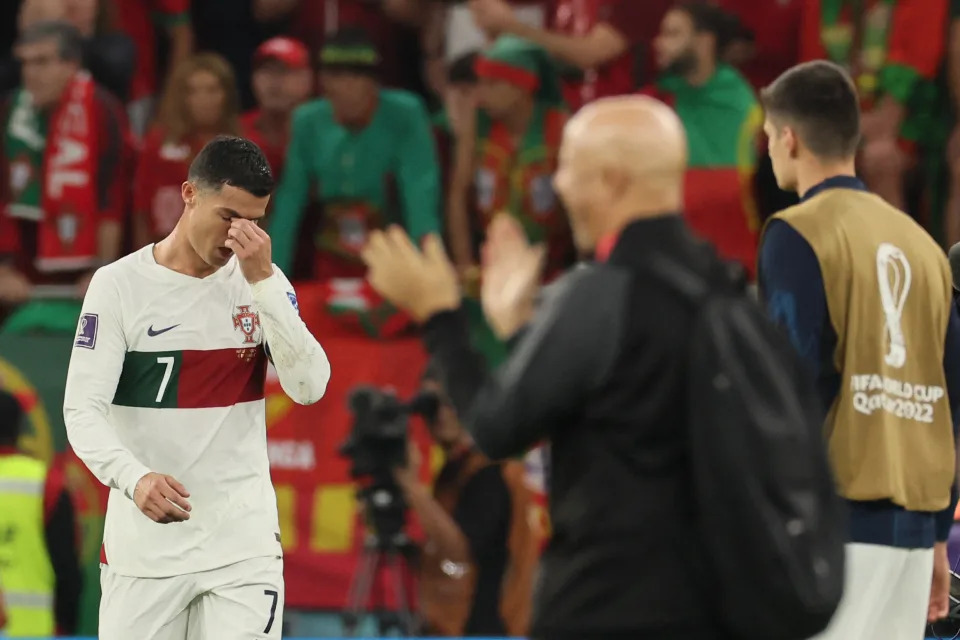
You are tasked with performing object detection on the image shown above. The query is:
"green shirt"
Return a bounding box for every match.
[269,89,442,273]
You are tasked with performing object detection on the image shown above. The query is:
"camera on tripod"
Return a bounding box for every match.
[338,385,439,540]
[338,385,439,637]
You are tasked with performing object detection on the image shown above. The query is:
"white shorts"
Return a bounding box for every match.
[811,542,933,640]
[99,555,284,640]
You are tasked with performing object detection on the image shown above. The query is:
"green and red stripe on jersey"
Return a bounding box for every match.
[112,346,267,409]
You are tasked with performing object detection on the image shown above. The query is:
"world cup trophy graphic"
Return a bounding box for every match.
[876,243,912,369]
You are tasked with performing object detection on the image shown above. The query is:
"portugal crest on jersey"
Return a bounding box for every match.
[232,305,261,344]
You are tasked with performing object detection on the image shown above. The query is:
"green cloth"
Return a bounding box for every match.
[654,64,759,169]
[1,300,83,335]
[464,298,508,367]
[269,89,442,274]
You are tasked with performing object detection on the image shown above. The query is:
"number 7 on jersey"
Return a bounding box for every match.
[156,357,175,403]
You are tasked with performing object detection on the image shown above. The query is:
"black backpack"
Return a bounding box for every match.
[650,253,846,640]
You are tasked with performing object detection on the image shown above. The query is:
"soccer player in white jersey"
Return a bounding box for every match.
[63,136,331,640]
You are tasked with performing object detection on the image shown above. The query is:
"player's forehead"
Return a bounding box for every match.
[200,183,269,220]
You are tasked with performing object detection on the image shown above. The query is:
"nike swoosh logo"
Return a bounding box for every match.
[147,324,180,337]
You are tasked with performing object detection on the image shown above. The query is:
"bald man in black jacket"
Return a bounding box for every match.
[362,96,736,640]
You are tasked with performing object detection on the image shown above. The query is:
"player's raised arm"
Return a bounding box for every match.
[227,218,331,404]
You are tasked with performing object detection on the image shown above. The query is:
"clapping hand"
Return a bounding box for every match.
[361,227,461,322]
[481,215,545,339]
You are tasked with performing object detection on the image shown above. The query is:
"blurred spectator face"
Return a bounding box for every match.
[654,9,698,75]
[186,69,228,130]
[17,37,78,109]
[321,71,378,125]
[420,379,464,449]
[182,181,270,268]
[477,77,526,121]
[763,117,799,192]
[253,61,312,114]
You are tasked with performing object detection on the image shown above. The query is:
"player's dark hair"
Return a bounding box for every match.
[760,60,861,160]
[188,136,275,198]
[17,20,85,63]
[0,390,24,447]
[672,2,739,53]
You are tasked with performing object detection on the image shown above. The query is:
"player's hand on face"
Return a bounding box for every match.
[133,472,192,524]
[361,226,461,322]
[226,219,274,284]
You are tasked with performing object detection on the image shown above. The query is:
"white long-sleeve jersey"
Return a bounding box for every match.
[63,246,331,577]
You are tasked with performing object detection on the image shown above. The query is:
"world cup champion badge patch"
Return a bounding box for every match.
[232,305,261,345]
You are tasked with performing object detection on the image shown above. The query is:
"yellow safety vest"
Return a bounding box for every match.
[0,454,55,637]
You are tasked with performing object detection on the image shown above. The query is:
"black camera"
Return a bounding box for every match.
[338,386,440,540]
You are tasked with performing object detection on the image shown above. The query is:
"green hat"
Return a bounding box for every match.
[319,28,381,76]
[475,35,563,104]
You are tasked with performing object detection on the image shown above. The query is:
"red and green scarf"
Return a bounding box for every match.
[5,71,99,272]
[475,106,569,277]
[474,35,572,279]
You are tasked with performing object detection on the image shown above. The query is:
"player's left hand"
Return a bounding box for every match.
[226,219,274,284]
[929,541,951,622]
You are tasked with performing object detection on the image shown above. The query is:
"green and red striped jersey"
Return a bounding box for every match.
[63,245,330,578]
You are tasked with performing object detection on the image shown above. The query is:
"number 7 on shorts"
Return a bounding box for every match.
[263,589,279,634]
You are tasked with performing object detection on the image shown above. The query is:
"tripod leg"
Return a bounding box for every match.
[342,547,380,637]
[388,553,418,636]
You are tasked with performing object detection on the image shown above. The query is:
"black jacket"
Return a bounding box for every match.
[423,215,731,639]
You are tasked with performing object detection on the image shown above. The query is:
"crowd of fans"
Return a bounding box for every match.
[0,0,952,331]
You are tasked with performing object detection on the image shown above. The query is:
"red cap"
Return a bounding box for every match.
[254,37,309,69]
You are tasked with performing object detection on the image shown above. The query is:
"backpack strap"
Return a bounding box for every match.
[647,251,747,305]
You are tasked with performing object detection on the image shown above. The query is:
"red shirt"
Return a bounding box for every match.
[716,0,802,89]
[134,128,200,241]
[113,0,191,101]
[549,0,667,110]
[240,111,289,181]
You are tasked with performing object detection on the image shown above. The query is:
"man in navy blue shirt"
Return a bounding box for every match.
[758,61,960,637]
